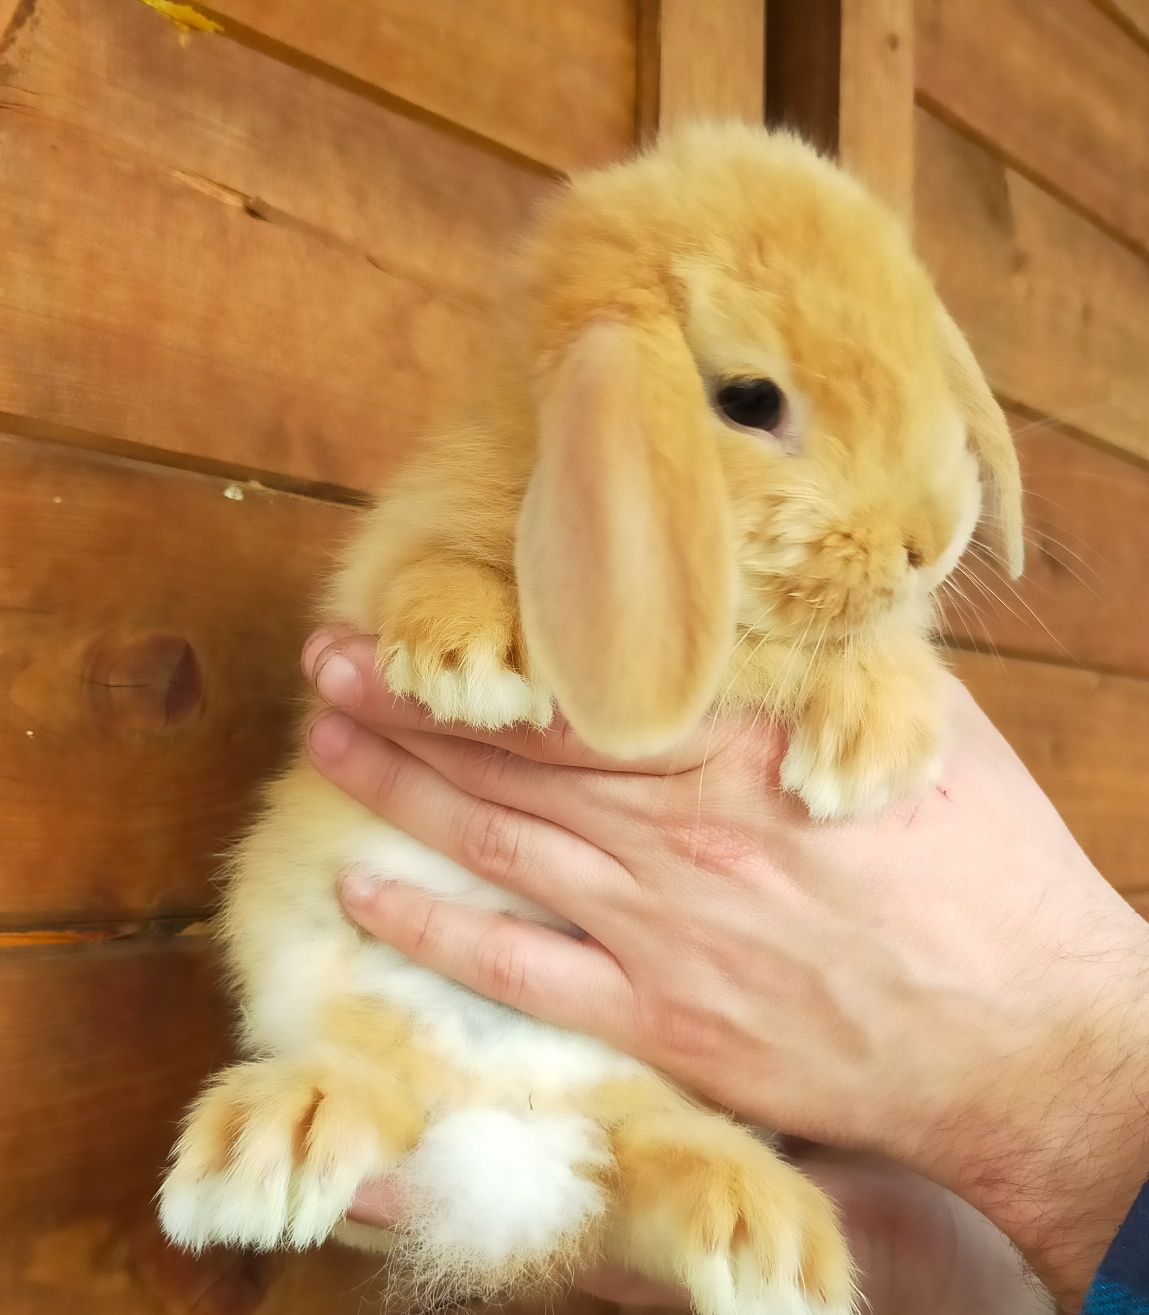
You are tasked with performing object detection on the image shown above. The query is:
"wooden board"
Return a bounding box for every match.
[0,942,227,1220]
[915,109,1149,464]
[638,0,766,135]
[765,0,914,215]
[1095,0,1149,47]
[2,1216,378,1315]
[6,425,1148,926]
[4,0,547,314]
[837,0,914,216]
[1124,889,1149,921]
[3,1215,625,1315]
[953,653,1149,896]
[0,433,350,927]
[0,113,487,493]
[917,0,1149,253]
[0,0,553,493]
[0,940,622,1315]
[942,419,1149,680]
[195,0,636,173]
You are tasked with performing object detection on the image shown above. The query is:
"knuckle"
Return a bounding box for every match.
[367,743,409,817]
[659,817,755,880]
[461,746,514,799]
[460,799,521,882]
[641,997,710,1063]
[404,896,448,961]
[474,928,529,1008]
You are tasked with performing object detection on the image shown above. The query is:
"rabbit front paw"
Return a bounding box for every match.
[612,1112,856,1315]
[782,663,945,820]
[160,1059,421,1252]
[383,635,552,731]
[379,561,552,730]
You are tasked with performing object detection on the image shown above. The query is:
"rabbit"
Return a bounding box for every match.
[159,123,1023,1315]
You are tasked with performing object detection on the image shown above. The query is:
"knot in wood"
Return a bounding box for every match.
[86,632,203,734]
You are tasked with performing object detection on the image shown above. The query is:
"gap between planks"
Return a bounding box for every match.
[0,916,213,948]
[0,412,372,508]
[1091,0,1149,59]
[178,4,564,181]
[915,90,1149,266]
[943,638,1149,687]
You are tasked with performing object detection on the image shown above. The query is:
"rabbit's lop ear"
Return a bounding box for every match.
[936,305,1025,579]
[516,317,737,759]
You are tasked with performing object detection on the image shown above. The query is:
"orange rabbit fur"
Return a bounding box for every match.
[160,123,1022,1315]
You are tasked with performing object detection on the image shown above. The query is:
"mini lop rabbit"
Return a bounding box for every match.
[161,124,1023,1315]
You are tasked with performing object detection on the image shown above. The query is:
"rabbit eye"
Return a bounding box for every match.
[715,379,787,434]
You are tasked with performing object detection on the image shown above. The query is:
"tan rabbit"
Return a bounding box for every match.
[160,124,1023,1315]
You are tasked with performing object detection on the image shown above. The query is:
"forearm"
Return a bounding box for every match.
[944,962,1149,1311]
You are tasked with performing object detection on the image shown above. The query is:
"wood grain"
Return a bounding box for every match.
[2,1212,630,1315]
[0,433,350,926]
[915,109,1149,464]
[1095,0,1149,47]
[765,0,913,214]
[638,0,766,136]
[2,0,546,317]
[917,0,1149,253]
[954,654,1149,895]
[0,941,625,1315]
[0,942,227,1221]
[1124,888,1149,921]
[196,0,636,173]
[0,0,556,491]
[5,425,1148,926]
[0,112,491,492]
[837,0,914,216]
[2,1216,372,1315]
[765,0,842,153]
[942,418,1149,680]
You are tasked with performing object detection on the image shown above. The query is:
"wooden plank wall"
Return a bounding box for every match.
[911,0,1149,903]
[0,2,767,1312]
[0,0,628,1309]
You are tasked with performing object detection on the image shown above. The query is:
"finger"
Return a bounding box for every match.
[302,631,744,774]
[307,712,631,925]
[300,624,360,681]
[346,1178,403,1228]
[381,726,641,837]
[338,875,635,1043]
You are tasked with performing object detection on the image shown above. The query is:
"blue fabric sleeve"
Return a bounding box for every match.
[1083,1182,1149,1314]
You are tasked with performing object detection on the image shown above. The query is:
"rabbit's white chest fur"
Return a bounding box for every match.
[233,779,639,1088]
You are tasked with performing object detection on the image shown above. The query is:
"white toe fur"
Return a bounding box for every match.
[386,643,552,729]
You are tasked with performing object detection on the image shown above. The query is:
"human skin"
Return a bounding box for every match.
[301,630,1149,1312]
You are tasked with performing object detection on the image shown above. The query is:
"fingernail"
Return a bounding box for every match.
[301,625,359,679]
[339,868,379,909]
[315,653,362,709]
[308,711,355,761]
[301,629,338,678]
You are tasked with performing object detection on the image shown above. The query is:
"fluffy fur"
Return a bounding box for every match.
[160,124,1023,1315]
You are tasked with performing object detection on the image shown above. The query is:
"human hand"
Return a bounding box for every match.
[303,631,1149,1309]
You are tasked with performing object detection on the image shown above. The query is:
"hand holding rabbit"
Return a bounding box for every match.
[306,640,1147,1313]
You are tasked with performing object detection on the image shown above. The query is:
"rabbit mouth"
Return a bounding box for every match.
[740,569,923,641]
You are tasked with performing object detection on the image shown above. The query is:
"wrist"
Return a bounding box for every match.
[945,949,1149,1311]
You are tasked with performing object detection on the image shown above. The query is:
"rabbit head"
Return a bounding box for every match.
[514,123,1023,758]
